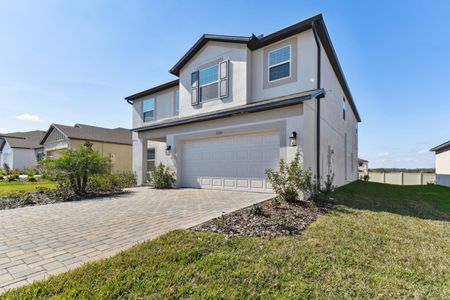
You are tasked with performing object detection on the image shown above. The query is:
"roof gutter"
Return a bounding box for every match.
[312,21,324,186]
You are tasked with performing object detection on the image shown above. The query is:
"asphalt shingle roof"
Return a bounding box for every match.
[44,124,132,145]
[0,131,46,149]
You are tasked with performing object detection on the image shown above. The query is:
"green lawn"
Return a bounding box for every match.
[2,181,450,299]
[0,181,57,197]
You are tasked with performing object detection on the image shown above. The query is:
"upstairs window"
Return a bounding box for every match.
[268,45,291,81]
[143,98,155,122]
[199,64,219,102]
[175,90,179,115]
[342,97,346,120]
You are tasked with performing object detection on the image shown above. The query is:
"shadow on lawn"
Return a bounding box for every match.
[331,181,450,222]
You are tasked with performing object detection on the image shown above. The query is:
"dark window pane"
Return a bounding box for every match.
[143,111,154,122]
[147,148,155,160]
[200,82,218,101]
[269,62,290,81]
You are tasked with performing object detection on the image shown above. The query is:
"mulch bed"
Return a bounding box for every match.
[194,198,334,239]
[0,189,128,211]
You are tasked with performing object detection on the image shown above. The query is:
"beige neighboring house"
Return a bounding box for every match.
[430,141,450,188]
[0,131,46,170]
[126,14,361,191]
[358,158,369,177]
[40,124,132,173]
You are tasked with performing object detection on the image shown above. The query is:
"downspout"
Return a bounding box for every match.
[311,21,322,187]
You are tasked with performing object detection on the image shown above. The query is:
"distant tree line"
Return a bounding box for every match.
[368,168,435,173]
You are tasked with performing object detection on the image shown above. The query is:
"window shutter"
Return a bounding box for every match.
[219,60,229,98]
[191,71,199,105]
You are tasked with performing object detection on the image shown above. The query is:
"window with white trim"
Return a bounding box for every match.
[146,148,156,172]
[175,90,179,114]
[268,45,291,81]
[199,64,219,102]
[343,97,346,120]
[143,98,155,122]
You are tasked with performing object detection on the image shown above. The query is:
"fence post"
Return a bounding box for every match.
[420,172,424,185]
[383,172,386,183]
[401,172,404,185]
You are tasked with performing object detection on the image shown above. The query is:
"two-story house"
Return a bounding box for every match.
[126,14,361,191]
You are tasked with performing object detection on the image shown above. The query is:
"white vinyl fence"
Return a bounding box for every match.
[359,172,436,185]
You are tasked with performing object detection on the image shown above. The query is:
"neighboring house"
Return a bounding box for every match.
[430,141,450,188]
[358,158,369,177]
[126,14,361,191]
[0,131,46,170]
[40,124,133,173]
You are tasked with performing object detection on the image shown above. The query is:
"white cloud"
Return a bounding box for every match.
[417,149,429,154]
[13,114,41,122]
[377,151,390,157]
[0,128,6,133]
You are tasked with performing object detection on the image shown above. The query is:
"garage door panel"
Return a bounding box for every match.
[182,131,279,192]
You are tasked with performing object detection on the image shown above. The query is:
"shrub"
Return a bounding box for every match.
[266,152,316,203]
[363,174,369,182]
[3,163,11,175]
[249,204,264,216]
[321,173,335,195]
[28,175,36,182]
[7,174,19,182]
[86,173,136,193]
[39,146,112,195]
[147,163,175,189]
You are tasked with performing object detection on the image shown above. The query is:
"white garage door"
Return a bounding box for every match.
[181,131,280,191]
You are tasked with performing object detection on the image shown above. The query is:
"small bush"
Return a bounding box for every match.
[266,152,315,203]
[363,174,369,182]
[321,173,335,195]
[28,175,36,182]
[87,173,137,193]
[249,204,264,216]
[7,174,19,182]
[147,163,175,189]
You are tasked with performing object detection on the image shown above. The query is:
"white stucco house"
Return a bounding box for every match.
[0,131,46,170]
[430,141,450,188]
[125,14,361,191]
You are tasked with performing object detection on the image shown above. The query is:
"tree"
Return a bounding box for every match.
[40,146,111,194]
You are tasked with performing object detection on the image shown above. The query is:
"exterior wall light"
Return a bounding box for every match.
[165,145,171,156]
[289,131,297,147]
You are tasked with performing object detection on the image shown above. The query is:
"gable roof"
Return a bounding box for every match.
[40,124,132,146]
[430,140,450,152]
[169,34,251,76]
[0,131,46,150]
[125,79,179,103]
[126,14,361,122]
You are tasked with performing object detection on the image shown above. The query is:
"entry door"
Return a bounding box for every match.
[181,131,280,191]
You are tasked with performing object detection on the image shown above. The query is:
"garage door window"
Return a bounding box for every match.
[147,148,156,172]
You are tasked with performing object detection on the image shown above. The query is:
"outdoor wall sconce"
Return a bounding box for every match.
[290,131,297,147]
[165,145,171,156]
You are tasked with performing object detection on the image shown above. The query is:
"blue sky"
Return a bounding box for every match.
[1,0,449,168]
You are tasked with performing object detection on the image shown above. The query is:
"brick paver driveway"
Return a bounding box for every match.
[0,187,272,291]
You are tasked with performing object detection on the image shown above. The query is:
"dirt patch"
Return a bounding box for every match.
[0,189,129,211]
[194,198,333,238]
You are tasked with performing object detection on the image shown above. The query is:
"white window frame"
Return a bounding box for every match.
[199,64,219,102]
[174,90,179,115]
[146,148,156,172]
[143,98,155,122]
[268,45,291,83]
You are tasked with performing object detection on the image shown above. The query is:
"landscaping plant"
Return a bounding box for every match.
[39,146,112,195]
[266,152,317,203]
[147,163,175,189]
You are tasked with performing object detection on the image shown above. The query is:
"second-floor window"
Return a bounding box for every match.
[175,90,179,114]
[342,97,346,120]
[268,45,291,82]
[143,98,155,122]
[199,64,219,102]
